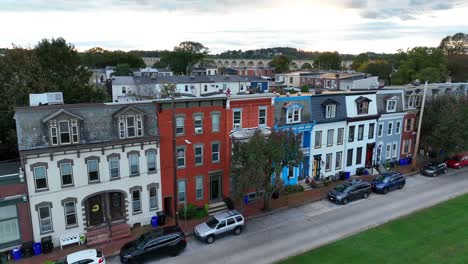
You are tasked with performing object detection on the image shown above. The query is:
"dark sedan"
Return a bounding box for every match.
[371,171,406,194]
[420,162,447,177]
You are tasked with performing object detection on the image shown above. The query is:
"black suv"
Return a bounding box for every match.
[120,226,186,264]
[328,179,371,204]
[420,162,447,177]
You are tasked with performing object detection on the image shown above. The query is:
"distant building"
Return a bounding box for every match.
[225,67,275,77]
[192,67,218,76]
[142,57,160,67]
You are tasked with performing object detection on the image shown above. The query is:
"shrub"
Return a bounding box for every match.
[178,204,197,220]
[301,85,310,93]
[282,184,304,194]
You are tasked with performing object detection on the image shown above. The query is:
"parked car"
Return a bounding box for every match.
[194,210,244,244]
[120,226,186,264]
[328,179,371,205]
[446,153,468,169]
[420,162,447,177]
[56,249,105,264]
[371,171,406,194]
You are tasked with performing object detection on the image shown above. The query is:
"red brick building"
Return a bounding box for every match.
[157,96,229,215]
[0,161,33,251]
[400,111,418,159]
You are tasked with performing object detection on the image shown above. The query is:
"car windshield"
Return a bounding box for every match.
[135,234,147,249]
[206,216,219,228]
[374,175,388,182]
[334,184,348,192]
[452,156,461,161]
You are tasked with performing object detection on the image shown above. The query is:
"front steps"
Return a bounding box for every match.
[299,181,313,191]
[208,201,228,215]
[86,223,131,247]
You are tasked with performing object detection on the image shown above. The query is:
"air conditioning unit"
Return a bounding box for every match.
[195,127,203,134]
[233,124,241,129]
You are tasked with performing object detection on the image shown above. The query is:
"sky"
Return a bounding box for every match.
[0,0,467,55]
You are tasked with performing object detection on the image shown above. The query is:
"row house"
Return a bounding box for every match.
[374,90,405,166]
[343,92,379,175]
[156,96,230,214]
[227,94,276,197]
[14,102,162,246]
[0,161,33,252]
[111,75,269,102]
[309,94,347,180]
[273,95,314,184]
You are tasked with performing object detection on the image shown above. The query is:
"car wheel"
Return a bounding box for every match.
[363,192,369,199]
[206,235,215,244]
[444,169,447,174]
[383,188,389,194]
[170,248,182,257]
[433,172,437,177]
[398,183,404,189]
[342,198,349,205]
[233,226,242,235]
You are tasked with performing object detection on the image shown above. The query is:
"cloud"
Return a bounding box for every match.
[347,0,465,20]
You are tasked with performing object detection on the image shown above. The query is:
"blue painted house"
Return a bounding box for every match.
[273,95,314,185]
[249,76,269,93]
[375,90,405,167]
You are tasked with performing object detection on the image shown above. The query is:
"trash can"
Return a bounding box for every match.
[157,211,166,226]
[11,247,21,261]
[33,242,42,256]
[151,216,159,227]
[339,171,346,180]
[21,242,33,258]
[41,236,53,254]
[363,169,369,175]
[243,195,249,205]
[345,172,351,179]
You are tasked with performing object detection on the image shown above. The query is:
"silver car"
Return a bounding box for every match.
[194,210,245,244]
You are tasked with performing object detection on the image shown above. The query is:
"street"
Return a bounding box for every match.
[109,168,468,264]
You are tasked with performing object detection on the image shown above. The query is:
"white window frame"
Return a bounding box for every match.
[212,142,220,163]
[126,116,136,138]
[59,163,73,187]
[287,108,302,124]
[211,112,220,132]
[136,115,143,137]
[132,190,142,214]
[176,116,185,135]
[64,201,77,228]
[58,120,71,145]
[176,147,186,168]
[194,115,203,134]
[358,125,364,141]
[315,131,322,148]
[386,144,392,159]
[258,107,267,127]
[109,157,120,179]
[38,206,53,234]
[325,104,336,119]
[387,121,393,136]
[129,154,139,176]
[178,180,186,204]
[337,128,344,145]
[392,142,398,158]
[357,101,369,115]
[87,159,99,183]
[335,151,342,170]
[149,186,158,210]
[194,144,203,166]
[147,151,157,173]
[196,176,203,200]
[118,116,126,138]
[386,99,397,112]
[378,123,383,137]
[403,139,412,154]
[405,118,413,132]
[71,120,79,143]
[396,121,401,134]
[50,126,58,145]
[33,166,48,191]
[325,153,332,172]
[233,109,242,129]
[0,205,20,243]
[327,129,334,147]
[368,123,375,139]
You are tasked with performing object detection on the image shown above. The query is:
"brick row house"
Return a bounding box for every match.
[156,96,230,214]
[14,102,162,246]
[0,161,33,252]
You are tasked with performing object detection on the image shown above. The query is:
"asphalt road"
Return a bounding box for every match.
[109,168,468,264]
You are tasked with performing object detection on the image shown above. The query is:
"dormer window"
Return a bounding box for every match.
[386,99,397,112]
[325,104,336,119]
[118,115,143,139]
[284,102,303,124]
[355,96,371,115]
[49,119,79,146]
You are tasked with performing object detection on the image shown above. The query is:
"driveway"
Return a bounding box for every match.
[109,168,468,264]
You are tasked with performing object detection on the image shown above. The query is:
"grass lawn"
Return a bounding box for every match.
[280,194,468,264]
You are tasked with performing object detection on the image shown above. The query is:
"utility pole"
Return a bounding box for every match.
[411,81,428,169]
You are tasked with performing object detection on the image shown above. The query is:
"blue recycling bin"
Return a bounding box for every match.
[399,158,406,166]
[345,172,351,179]
[151,216,159,227]
[243,195,249,205]
[12,247,21,261]
[33,242,42,256]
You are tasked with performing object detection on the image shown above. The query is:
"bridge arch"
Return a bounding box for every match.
[247,61,255,67]
[231,61,237,67]
[239,61,246,67]
[257,61,264,67]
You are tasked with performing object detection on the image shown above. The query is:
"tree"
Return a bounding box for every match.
[421,95,468,158]
[230,129,302,211]
[269,55,291,73]
[447,54,468,82]
[313,52,341,70]
[160,42,209,75]
[350,53,369,71]
[391,47,447,85]
[359,60,393,85]
[112,63,132,76]
[439,33,468,55]
[81,48,145,68]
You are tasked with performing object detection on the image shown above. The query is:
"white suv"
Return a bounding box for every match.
[56,249,105,264]
[194,210,245,244]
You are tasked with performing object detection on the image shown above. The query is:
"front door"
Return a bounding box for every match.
[210,174,222,202]
[365,143,375,168]
[87,195,104,226]
[109,192,124,222]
